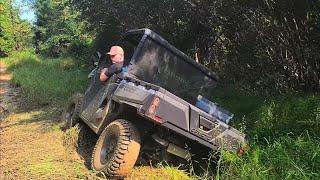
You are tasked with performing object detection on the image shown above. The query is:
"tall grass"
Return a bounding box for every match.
[217,135,320,179]
[2,50,89,106]
[212,87,320,179]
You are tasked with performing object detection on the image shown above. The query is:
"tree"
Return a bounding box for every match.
[38,0,320,92]
[34,0,92,57]
[0,0,33,56]
[0,0,15,56]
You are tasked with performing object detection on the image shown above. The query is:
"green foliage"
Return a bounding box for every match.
[69,0,320,93]
[0,0,15,55]
[212,83,320,140]
[3,50,89,106]
[217,135,320,179]
[35,0,92,59]
[253,96,320,139]
[0,0,33,56]
[209,87,320,179]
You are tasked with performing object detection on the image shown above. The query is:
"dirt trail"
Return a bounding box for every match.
[0,61,15,118]
[0,62,91,179]
[0,62,189,180]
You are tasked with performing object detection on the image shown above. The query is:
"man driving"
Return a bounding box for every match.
[100,46,124,81]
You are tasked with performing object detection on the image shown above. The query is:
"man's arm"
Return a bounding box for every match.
[100,63,123,82]
[100,68,108,81]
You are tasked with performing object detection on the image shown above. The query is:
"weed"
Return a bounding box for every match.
[62,125,80,154]
[73,162,87,179]
[215,135,320,179]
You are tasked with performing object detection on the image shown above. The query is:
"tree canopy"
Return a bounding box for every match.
[0,0,33,56]
[34,0,91,57]
[68,0,320,92]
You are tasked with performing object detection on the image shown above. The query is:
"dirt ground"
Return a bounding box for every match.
[0,62,189,180]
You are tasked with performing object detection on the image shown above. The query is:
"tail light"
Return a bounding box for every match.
[148,97,160,114]
[147,96,162,123]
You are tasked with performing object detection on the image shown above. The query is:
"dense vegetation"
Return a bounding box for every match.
[68,0,320,93]
[0,0,33,56]
[1,0,319,179]
[2,1,320,92]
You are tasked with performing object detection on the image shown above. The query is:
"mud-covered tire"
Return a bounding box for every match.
[91,119,141,178]
[61,93,83,130]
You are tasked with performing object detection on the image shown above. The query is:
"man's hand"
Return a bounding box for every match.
[100,68,108,81]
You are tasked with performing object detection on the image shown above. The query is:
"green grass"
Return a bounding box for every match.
[73,162,87,179]
[27,159,56,175]
[2,50,89,106]
[129,164,191,180]
[216,135,320,179]
[212,87,320,179]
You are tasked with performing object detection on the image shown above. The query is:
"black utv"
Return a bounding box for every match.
[63,28,246,178]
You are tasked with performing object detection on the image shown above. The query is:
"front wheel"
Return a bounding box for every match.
[91,119,141,178]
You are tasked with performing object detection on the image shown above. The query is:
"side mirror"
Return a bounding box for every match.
[96,51,102,59]
[91,51,102,66]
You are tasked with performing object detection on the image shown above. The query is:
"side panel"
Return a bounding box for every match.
[155,93,189,131]
[79,74,118,129]
[112,81,189,131]
[112,81,156,106]
[189,105,246,152]
[109,80,246,152]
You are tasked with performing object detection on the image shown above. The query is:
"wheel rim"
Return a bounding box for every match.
[100,134,118,165]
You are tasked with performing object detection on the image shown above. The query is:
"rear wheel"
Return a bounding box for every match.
[61,93,83,130]
[91,119,141,178]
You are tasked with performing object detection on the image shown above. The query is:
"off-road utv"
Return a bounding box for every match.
[63,28,246,178]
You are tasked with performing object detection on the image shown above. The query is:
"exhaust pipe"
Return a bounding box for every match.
[152,134,191,160]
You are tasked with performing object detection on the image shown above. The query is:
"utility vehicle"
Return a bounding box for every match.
[63,28,246,178]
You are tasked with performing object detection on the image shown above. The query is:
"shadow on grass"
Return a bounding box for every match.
[0,101,60,131]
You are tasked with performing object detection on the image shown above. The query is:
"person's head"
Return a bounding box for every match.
[107,46,124,63]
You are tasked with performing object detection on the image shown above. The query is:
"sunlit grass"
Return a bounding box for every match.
[2,50,89,106]
[216,135,320,179]
[130,165,191,180]
[212,89,320,179]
